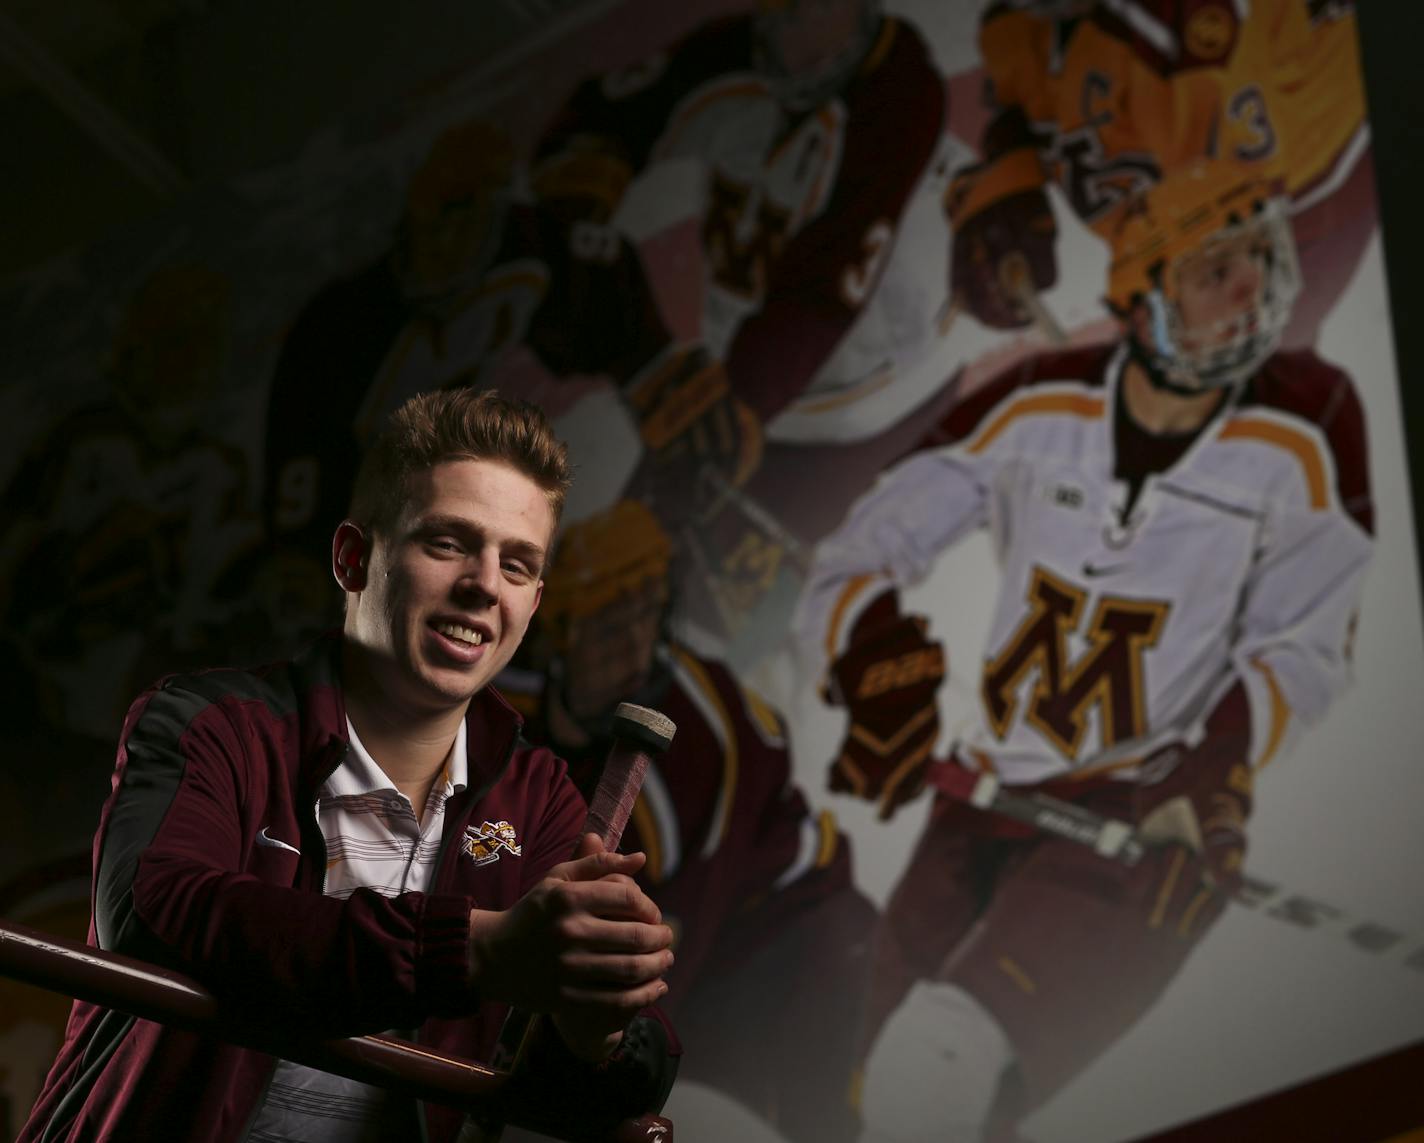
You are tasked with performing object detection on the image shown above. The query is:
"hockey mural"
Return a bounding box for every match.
[1,2,1420,1140]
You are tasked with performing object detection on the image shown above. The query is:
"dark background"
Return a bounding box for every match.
[1358,3,1424,580]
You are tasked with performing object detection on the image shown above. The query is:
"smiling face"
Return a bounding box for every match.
[339,457,555,720]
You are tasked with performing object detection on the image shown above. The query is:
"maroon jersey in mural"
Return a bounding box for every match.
[534,13,947,426]
[525,642,854,1006]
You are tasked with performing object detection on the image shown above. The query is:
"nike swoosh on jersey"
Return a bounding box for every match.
[256,827,301,855]
[1082,562,1131,578]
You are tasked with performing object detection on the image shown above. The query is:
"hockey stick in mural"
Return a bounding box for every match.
[926,759,1424,972]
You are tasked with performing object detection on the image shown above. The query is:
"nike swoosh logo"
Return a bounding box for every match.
[256,827,300,855]
[1083,562,1131,578]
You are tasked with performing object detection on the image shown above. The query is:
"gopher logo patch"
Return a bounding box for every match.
[461,820,523,866]
[1185,5,1235,61]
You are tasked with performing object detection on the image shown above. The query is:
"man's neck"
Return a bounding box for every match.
[341,650,468,814]
[1121,358,1226,435]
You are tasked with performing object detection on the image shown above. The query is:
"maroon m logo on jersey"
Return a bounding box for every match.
[982,566,1170,759]
[702,170,792,299]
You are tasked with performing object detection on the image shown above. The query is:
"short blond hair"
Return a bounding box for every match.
[349,389,572,534]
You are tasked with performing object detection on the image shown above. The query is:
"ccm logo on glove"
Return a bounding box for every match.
[856,645,946,699]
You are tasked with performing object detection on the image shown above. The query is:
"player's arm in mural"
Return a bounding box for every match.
[532,2,946,486]
[793,161,1375,1141]
[513,501,875,1143]
[950,0,1370,344]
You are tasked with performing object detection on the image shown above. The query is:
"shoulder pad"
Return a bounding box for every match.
[924,344,1117,448]
[1243,350,1372,533]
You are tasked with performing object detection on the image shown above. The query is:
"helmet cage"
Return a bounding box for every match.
[1133,199,1300,393]
[753,0,881,113]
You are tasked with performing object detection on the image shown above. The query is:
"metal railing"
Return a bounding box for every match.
[0,917,672,1141]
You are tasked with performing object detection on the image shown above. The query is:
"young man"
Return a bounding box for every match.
[793,161,1374,1140]
[506,500,875,1142]
[20,389,679,1143]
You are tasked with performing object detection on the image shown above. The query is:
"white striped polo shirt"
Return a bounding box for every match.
[245,716,468,1142]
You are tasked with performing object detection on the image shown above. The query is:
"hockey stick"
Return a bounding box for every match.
[928,760,1145,864]
[695,463,812,575]
[462,702,678,1143]
[926,759,1424,969]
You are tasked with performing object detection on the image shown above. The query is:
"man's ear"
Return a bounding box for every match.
[332,521,369,593]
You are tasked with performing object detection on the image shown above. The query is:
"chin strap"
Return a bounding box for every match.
[1127,336,1205,398]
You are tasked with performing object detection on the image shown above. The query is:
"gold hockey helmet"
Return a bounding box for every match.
[110,263,231,440]
[406,119,516,221]
[398,119,517,305]
[541,499,673,630]
[1105,159,1300,391]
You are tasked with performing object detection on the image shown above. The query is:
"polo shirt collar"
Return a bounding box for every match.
[329,715,470,800]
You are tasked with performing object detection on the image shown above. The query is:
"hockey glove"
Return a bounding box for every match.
[1130,686,1255,936]
[623,346,763,529]
[826,610,946,821]
[945,146,1057,331]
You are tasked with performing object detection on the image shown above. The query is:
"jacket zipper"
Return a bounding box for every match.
[415,728,519,1142]
[238,741,347,1142]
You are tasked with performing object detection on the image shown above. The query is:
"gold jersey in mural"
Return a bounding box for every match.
[979,0,1366,225]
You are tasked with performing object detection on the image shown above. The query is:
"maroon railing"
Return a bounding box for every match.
[0,917,672,1141]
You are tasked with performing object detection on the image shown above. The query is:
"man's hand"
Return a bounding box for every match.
[826,613,946,820]
[468,833,674,1061]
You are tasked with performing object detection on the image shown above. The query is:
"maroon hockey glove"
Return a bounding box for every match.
[1122,844,1227,940]
[945,147,1057,331]
[624,347,763,529]
[826,611,946,821]
[1129,686,1255,936]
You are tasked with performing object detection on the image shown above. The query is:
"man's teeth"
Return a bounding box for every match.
[436,623,483,646]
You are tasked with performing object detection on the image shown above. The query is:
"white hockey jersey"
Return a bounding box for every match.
[793,342,1374,785]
